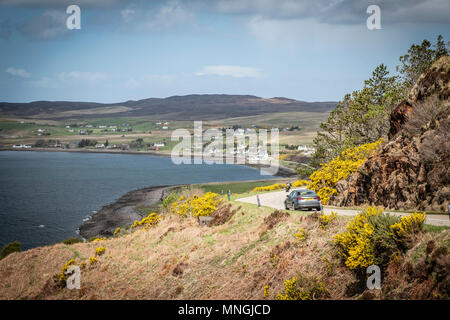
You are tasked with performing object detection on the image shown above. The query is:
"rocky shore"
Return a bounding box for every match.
[79,185,175,239]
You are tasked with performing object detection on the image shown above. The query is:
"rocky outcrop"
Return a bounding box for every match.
[331,56,450,212]
[79,185,173,239]
[388,100,413,139]
[408,56,450,103]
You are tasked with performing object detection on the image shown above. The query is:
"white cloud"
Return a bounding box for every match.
[0,0,120,8]
[141,0,195,30]
[5,67,31,78]
[27,76,57,88]
[125,74,178,88]
[195,65,264,78]
[18,10,68,40]
[56,71,107,82]
[121,8,136,23]
[215,0,450,25]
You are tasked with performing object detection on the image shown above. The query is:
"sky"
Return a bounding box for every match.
[0,0,449,103]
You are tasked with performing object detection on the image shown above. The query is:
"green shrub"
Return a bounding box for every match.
[62,237,83,245]
[162,192,179,209]
[368,213,401,268]
[1,241,21,259]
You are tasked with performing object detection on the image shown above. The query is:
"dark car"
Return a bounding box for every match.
[284,189,321,211]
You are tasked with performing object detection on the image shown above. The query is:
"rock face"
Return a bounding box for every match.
[331,56,450,212]
[388,100,413,139]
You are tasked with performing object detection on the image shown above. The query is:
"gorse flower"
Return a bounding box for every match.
[253,180,308,192]
[390,212,426,237]
[276,276,328,300]
[264,285,270,297]
[334,207,426,271]
[131,212,160,230]
[171,192,222,217]
[307,139,382,204]
[318,212,338,229]
[294,228,307,243]
[95,247,106,256]
[333,207,381,270]
[53,259,76,285]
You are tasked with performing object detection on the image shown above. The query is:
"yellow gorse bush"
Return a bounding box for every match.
[171,192,222,217]
[253,180,308,192]
[333,207,382,270]
[276,277,310,300]
[390,212,426,237]
[307,139,382,204]
[264,285,270,297]
[334,208,426,272]
[95,247,106,256]
[190,192,223,217]
[294,228,307,243]
[54,259,76,284]
[276,276,328,300]
[89,257,98,265]
[318,212,338,229]
[131,212,160,230]
[113,227,120,236]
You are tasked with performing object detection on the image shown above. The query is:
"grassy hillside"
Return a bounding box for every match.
[0,94,336,120]
[0,187,448,300]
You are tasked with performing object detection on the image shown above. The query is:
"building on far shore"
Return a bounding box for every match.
[12,144,31,149]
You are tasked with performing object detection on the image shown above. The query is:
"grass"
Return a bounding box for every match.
[0,110,323,150]
[198,179,285,195]
[0,177,448,300]
[423,224,450,233]
[0,195,355,300]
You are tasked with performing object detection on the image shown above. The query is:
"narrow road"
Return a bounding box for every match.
[236,190,450,227]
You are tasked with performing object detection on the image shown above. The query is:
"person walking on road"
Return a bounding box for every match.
[286,182,291,193]
[227,190,231,201]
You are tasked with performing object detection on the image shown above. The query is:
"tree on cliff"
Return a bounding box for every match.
[311,65,404,167]
[397,35,448,87]
[311,36,448,168]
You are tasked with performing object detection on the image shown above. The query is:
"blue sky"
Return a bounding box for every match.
[0,0,449,103]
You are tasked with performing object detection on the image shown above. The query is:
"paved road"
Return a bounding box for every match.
[236,190,450,227]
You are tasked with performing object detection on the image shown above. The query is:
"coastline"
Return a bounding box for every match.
[2,148,297,239]
[79,185,176,239]
[0,147,297,177]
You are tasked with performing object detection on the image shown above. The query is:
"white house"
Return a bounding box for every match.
[12,144,31,149]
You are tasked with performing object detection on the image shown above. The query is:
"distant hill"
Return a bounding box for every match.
[0,94,337,120]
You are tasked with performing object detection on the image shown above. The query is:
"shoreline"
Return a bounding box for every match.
[1,148,297,239]
[79,185,176,239]
[0,147,298,177]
